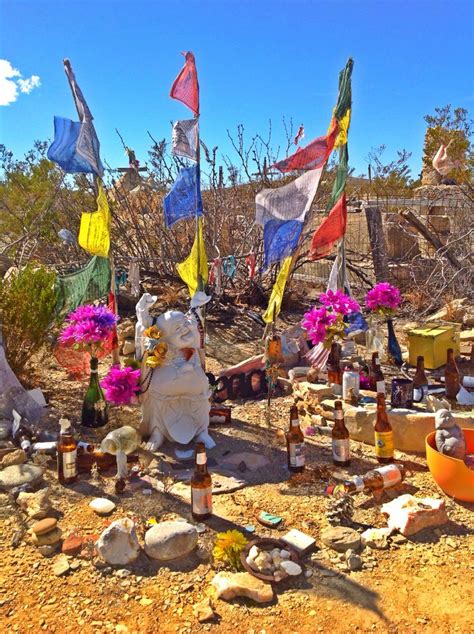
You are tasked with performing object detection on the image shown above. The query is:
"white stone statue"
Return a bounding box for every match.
[135,294,214,451]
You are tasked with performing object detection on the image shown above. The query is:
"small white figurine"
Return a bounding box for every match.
[135,294,214,452]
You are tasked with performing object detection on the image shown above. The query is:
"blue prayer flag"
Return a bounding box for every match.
[47,116,103,175]
[263,219,303,270]
[163,165,203,228]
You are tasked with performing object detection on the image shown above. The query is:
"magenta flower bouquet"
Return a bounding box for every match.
[59,304,118,355]
[365,282,401,317]
[101,365,141,405]
[302,290,360,347]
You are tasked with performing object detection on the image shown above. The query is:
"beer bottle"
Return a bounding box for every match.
[286,405,305,473]
[327,342,342,395]
[77,440,94,454]
[374,389,394,464]
[413,355,429,402]
[11,409,33,454]
[368,352,384,392]
[326,463,407,496]
[445,348,460,400]
[191,442,213,520]
[57,418,77,485]
[81,357,109,428]
[332,400,350,467]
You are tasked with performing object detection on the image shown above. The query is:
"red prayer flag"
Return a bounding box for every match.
[170,51,199,116]
[273,118,338,173]
[309,193,347,260]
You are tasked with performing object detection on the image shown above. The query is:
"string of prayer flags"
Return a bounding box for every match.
[177,218,208,296]
[171,119,199,161]
[170,52,199,116]
[54,256,111,315]
[262,256,292,324]
[245,254,256,280]
[163,164,203,228]
[310,194,347,260]
[47,59,103,177]
[78,181,111,257]
[272,120,337,173]
[209,257,222,295]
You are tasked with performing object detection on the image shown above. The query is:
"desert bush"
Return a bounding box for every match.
[0,263,57,376]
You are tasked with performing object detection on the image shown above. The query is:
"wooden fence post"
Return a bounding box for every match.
[364,205,389,282]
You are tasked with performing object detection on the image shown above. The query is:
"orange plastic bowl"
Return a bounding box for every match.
[426,429,474,502]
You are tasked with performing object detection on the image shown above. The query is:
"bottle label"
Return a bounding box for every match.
[376,464,402,487]
[290,418,299,427]
[413,385,428,402]
[289,442,305,467]
[374,431,394,458]
[332,438,350,462]
[334,410,343,420]
[63,449,77,479]
[196,453,207,465]
[376,381,386,394]
[192,487,212,515]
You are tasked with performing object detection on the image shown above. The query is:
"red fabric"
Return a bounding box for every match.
[170,52,199,116]
[293,124,305,146]
[245,254,256,280]
[309,193,347,260]
[273,118,338,173]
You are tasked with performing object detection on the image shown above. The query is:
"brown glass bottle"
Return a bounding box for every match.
[368,352,384,392]
[413,355,429,402]
[445,348,460,400]
[57,419,77,485]
[332,400,350,467]
[286,405,305,473]
[191,442,213,520]
[327,342,342,395]
[327,463,407,496]
[374,391,393,464]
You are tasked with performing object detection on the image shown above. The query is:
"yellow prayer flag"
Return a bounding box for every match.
[333,108,351,149]
[177,218,208,297]
[78,181,111,258]
[263,256,292,324]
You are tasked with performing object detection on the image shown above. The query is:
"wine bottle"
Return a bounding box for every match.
[82,357,108,428]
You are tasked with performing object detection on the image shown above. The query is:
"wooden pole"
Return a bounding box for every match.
[364,205,389,282]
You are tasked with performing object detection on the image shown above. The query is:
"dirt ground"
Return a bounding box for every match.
[1,314,473,634]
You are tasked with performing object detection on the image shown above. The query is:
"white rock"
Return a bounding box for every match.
[279,560,302,576]
[89,498,116,515]
[361,527,392,550]
[248,545,259,561]
[280,549,291,559]
[17,488,51,520]
[144,521,198,561]
[96,518,140,565]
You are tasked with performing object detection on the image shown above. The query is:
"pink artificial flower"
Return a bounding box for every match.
[365,282,401,313]
[59,304,118,350]
[319,289,360,315]
[101,365,141,406]
[301,306,338,345]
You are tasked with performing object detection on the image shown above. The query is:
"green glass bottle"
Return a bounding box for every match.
[81,357,108,428]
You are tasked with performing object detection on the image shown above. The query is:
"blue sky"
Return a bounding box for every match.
[1,0,473,181]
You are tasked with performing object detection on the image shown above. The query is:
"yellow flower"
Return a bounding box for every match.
[213,530,248,567]
[145,353,162,368]
[155,342,168,359]
[143,325,162,340]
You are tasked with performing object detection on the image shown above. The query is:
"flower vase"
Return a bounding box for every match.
[365,315,385,359]
[81,357,109,428]
[386,318,403,367]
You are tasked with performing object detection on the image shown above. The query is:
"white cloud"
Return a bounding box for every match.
[0,59,41,106]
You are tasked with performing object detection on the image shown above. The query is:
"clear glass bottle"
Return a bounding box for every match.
[82,357,108,428]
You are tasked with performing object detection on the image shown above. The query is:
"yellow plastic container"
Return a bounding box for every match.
[407,323,460,369]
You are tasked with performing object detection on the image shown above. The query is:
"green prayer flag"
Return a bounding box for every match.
[55,256,111,315]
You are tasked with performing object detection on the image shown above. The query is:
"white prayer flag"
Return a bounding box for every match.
[171,119,198,162]
[255,166,323,226]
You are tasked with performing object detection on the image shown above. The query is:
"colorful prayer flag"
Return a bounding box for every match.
[163,165,203,228]
[47,59,103,176]
[170,52,199,116]
[262,256,292,323]
[171,118,199,161]
[256,167,323,226]
[272,120,337,173]
[78,181,111,258]
[309,194,347,260]
[177,218,208,296]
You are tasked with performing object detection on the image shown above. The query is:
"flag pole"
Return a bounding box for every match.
[194,101,206,369]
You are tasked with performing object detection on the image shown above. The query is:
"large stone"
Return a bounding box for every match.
[144,521,198,561]
[0,449,28,468]
[17,487,51,520]
[89,498,116,515]
[0,464,43,490]
[211,572,274,603]
[381,494,448,537]
[321,526,361,553]
[96,518,140,565]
